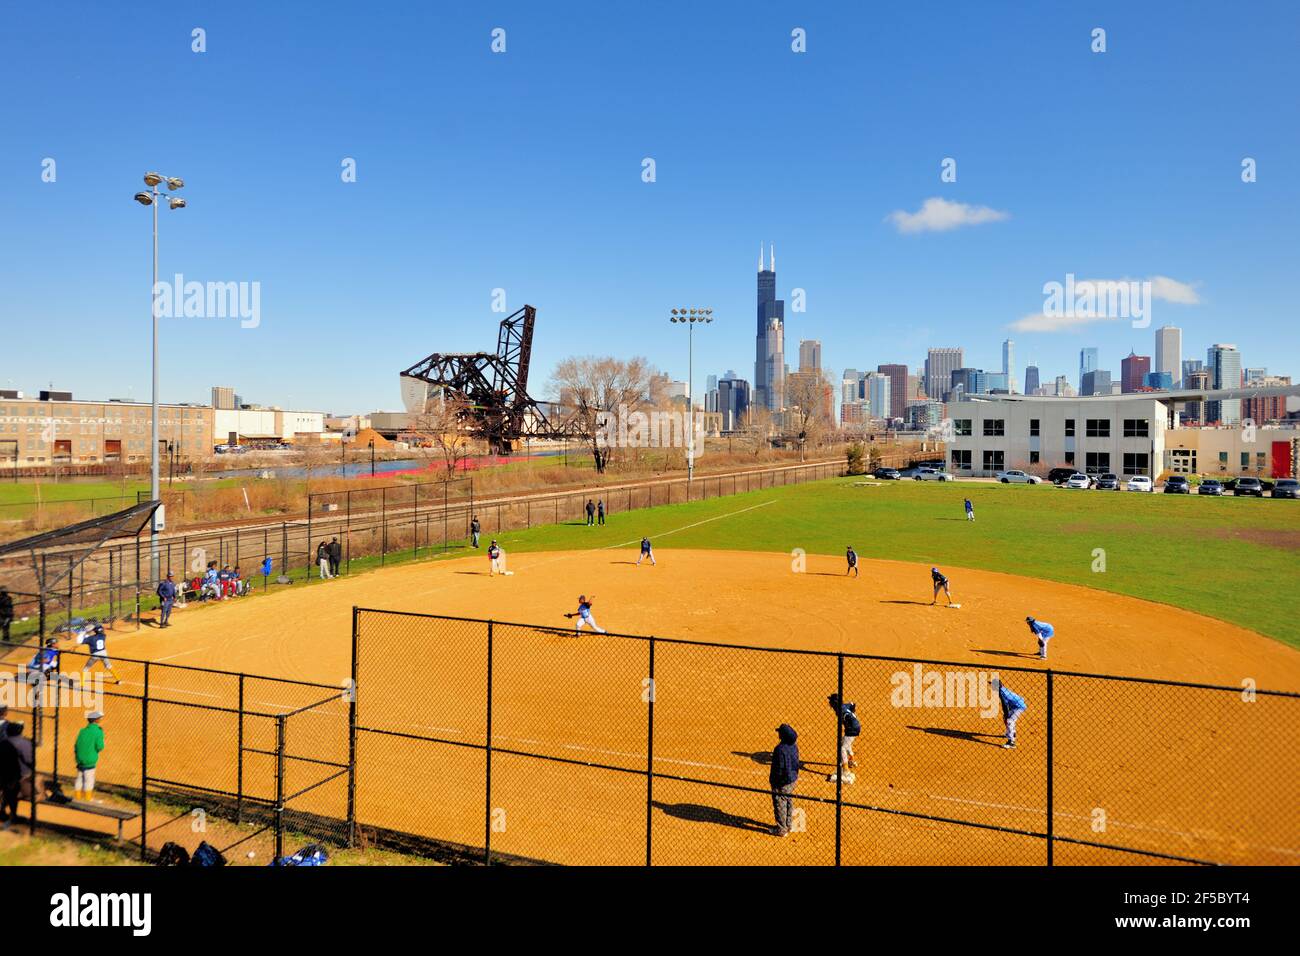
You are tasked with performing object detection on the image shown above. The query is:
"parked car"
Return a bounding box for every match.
[1094,473,1121,491]
[1198,479,1224,496]
[1064,473,1091,489]
[1126,476,1154,493]
[1233,477,1264,497]
[1272,478,1300,499]
[896,466,922,479]
[872,467,901,480]
[1163,475,1191,494]
[995,470,1042,484]
[914,468,955,482]
[1047,467,1078,485]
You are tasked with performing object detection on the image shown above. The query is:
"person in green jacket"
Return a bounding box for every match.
[74,710,105,801]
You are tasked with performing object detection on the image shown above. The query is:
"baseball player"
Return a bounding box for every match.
[845,546,859,578]
[79,622,121,685]
[993,677,1026,749]
[487,540,504,576]
[930,567,953,605]
[565,595,606,634]
[636,536,655,566]
[1025,616,1054,660]
[964,498,975,521]
[826,693,861,783]
[27,638,60,686]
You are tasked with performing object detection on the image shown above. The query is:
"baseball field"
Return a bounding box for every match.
[10,477,1300,865]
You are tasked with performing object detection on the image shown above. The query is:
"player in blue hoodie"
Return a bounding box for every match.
[769,723,800,836]
[826,693,861,783]
[993,677,1027,749]
[1025,616,1055,660]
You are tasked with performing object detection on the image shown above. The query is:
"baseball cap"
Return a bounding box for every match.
[87,710,104,720]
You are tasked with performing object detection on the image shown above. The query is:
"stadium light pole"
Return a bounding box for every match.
[134,172,186,582]
[669,308,713,482]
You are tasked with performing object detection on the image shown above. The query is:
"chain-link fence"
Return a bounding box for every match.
[351,609,1300,866]
[0,638,350,863]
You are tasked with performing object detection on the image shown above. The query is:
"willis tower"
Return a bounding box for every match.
[754,243,785,412]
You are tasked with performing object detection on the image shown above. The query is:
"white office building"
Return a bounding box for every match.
[943,384,1300,478]
[1155,326,1182,388]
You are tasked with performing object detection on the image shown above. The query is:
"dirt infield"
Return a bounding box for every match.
[21,548,1300,866]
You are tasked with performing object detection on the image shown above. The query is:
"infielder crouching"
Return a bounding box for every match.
[994,678,1026,749]
[930,567,953,605]
[637,536,655,566]
[1025,616,1054,660]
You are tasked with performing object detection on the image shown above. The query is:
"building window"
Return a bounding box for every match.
[1065,451,1075,465]
[1123,419,1149,437]
[1085,419,1111,438]
[1085,452,1110,474]
[1029,450,1040,464]
[1257,452,1267,471]
[951,450,972,470]
[982,419,1005,437]
[954,419,972,437]
[1241,452,1250,470]
[1029,418,1040,437]
[1123,453,1150,476]
[1065,419,1075,437]
[982,450,1005,472]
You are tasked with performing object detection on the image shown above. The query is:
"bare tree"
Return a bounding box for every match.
[550,356,651,473]
[785,369,835,461]
[411,392,478,479]
[740,407,775,459]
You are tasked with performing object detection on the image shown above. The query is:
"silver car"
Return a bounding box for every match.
[914,468,955,482]
[996,470,1042,484]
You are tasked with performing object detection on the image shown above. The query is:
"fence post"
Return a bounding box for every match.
[834,653,844,866]
[306,497,313,579]
[485,619,493,865]
[646,636,655,867]
[347,606,359,847]
[274,714,286,862]
[281,522,289,582]
[236,674,245,824]
[140,661,150,860]
[1046,669,1054,866]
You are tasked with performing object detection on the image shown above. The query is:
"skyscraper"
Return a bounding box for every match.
[1154,326,1182,387]
[1121,352,1151,393]
[798,339,821,373]
[1081,369,1112,396]
[1205,344,1242,424]
[754,244,786,412]
[1024,364,1040,396]
[924,348,963,401]
[1182,358,1205,384]
[1079,348,1099,389]
[717,372,751,431]
[1001,339,1016,393]
[876,364,909,419]
[865,372,891,423]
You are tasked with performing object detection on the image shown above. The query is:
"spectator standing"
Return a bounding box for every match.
[0,586,13,642]
[597,499,605,525]
[470,516,481,548]
[585,499,595,527]
[329,538,342,577]
[0,721,34,827]
[316,541,332,579]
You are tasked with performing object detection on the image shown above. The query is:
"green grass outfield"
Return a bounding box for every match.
[476,476,1300,649]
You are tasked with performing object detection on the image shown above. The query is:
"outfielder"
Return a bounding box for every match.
[79,622,121,685]
[993,677,1026,749]
[845,546,859,578]
[637,536,656,566]
[1025,616,1054,660]
[826,693,861,783]
[565,595,606,634]
[964,497,974,521]
[930,566,953,605]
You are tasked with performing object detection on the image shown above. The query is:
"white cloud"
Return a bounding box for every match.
[1009,311,1116,333]
[885,197,1010,234]
[1009,274,1202,333]
[1149,275,1201,304]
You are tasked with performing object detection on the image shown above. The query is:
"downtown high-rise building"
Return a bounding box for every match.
[864,372,891,422]
[1121,351,1151,393]
[1205,344,1243,424]
[924,348,963,401]
[876,364,909,419]
[1081,369,1112,397]
[798,339,821,373]
[1079,347,1099,389]
[717,371,751,431]
[1024,364,1040,396]
[754,244,786,412]
[1154,326,1182,387]
[1001,339,1016,393]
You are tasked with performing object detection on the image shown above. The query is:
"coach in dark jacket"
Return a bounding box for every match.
[328,538,342,576]
[0,722,34,827]
[0,586,13,642]
[769,723,800,836]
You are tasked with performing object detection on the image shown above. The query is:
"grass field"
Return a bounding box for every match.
[469,476,1300,648]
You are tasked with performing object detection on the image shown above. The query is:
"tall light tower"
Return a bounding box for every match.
[669,307,713,482]
[134,172,186,581]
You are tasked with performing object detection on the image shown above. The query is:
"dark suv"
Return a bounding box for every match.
[873,467,901,480]
[1234,477,1264,498]
[1094,473,1120,491]
[1163,475,1190,494]
[1047,467,1077,485]
[1272,478,1299,499]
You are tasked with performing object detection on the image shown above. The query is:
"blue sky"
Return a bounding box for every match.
[1,1,1296,412]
